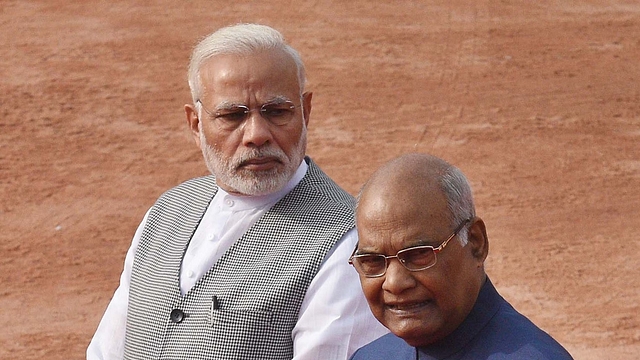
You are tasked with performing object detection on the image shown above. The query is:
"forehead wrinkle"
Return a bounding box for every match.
[357,218,404,254]
[357,187,447,255]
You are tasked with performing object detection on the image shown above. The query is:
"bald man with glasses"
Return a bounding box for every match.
[349,153,572,360]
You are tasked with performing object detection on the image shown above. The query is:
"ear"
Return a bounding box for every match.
[467,217,489,263]
[185,103,202,148]
[302,91,312,127]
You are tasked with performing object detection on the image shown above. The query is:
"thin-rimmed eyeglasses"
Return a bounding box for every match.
[349,218,472,278]
[196,98,302,130]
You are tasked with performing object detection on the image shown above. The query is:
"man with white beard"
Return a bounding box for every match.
[87,23,387,360]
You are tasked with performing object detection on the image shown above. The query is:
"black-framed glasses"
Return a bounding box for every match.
[349,218,472,278]
[196,98,302,130]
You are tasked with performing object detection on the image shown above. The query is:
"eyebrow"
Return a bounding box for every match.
[214,101,245,111]
[356,240,436,255]
[213,95,294,111]
[353,248,378,255]
[413,239,438,247]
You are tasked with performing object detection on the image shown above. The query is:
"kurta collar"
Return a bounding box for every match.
[417,277,501,359]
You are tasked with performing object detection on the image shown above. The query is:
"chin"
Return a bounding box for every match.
[389,322,442,348]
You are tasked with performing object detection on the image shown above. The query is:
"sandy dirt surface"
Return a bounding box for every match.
[1,1,639,359]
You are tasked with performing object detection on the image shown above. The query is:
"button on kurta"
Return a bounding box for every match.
[170,309,185,323]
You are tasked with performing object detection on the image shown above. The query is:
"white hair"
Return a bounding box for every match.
[440,165,476,246]
[187,23,306,104]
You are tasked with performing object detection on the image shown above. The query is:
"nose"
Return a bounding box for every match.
[381,258,416,294]
[241,112,273,147]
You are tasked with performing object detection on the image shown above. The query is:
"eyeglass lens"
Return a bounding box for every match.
[352,246,437,277]
[205,101,297,129]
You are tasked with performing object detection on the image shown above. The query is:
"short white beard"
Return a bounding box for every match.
[199,125,307,196]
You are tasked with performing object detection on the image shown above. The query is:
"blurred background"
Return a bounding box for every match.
[1,1,638,359]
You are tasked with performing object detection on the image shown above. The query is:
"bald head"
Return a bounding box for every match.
[360,153,450,199]
[358,153,475,239]
[366,153,451,183]
[354,153,489,346]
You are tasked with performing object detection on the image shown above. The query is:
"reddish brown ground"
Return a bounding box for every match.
[1,1,639,359]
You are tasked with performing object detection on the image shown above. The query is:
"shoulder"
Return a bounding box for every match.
[147,175,216,216]
[155,175,216,201]
[297,157,355,209]
[478,294,574,359]
[350,333,415,360]
[165,175,216,194]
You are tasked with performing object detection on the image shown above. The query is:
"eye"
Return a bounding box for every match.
[355,254,386,271]
[261,103,295,118]
[399,247,435,267]
[215,107,249,122]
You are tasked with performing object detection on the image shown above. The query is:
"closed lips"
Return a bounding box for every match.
[387,300,431,311]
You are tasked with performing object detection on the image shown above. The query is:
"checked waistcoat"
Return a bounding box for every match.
[123,158,355,360]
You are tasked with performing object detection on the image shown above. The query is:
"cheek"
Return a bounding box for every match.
[360,279,384,313]
[424,261,471,312]
[412,269,455,308]
[274,123,305,150]
[203,128,236,153]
